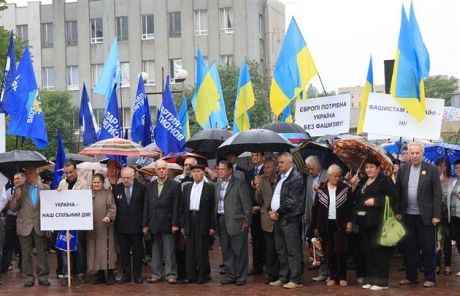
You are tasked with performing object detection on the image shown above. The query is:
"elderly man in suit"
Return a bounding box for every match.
[180,164,215,284]
[113,167,145,284]
[57,161,89,284]
[215,160,252,286]
[304,155,329,282]
[10,167,50,287]
[143,159,181,284]
[396,142,442,288]
[269,152,305,289]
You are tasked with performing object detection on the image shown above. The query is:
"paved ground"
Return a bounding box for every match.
[1,241,460,295]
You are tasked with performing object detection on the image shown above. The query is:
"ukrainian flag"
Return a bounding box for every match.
[232,64,255,132]
[270,17,317,117]
[178,96,190,141]
[390,4,429,122]
[357,57,373,134]
[191,48,219,128]
[281,104,293,123]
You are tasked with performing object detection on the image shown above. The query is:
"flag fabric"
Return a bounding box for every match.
[357,57,374,134]
[51,129,66,189]
[79,84,99,146]
[281,105,293,123]
[232,64,255,133]
[154,77,185,154]
[204,63,229,129]
[191,48,219,128]
[0,31,16,113]
[93,38,120,106]
[98,84,121,140]
[6,46,48,149]
[390,4,429,122]
[55,231,78,251]
[178,96,190,141]
[270,17,317,117]
[131,75,153,146]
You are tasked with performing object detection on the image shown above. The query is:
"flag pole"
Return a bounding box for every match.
[119,86,124,132]
[316,72,328,96]
[66,230,71,287]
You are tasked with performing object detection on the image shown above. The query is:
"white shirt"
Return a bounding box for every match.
[328,187,337,219]
[218,178,231,214]
[271,167,293,212]
[254,164,263,176]
[190,180,204,211]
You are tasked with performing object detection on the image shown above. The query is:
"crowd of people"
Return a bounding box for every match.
[0,141,457,291]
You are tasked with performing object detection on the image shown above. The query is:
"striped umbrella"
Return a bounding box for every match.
[79,138,156,157]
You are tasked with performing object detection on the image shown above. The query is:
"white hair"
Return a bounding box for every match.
[305,155,321,167]
[327,164,342,176]
[408,141,425,154]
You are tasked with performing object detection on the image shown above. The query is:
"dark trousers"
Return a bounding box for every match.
[325,220,347,281]
[19,231,49,283]
[274,218,302,284]
[263,230,279,281]
[185,212,210,281]
[361,226,394,286]
[118,232,144,280]
[218,215,248,283]
[250,212,265,271]
[352,231,366,278]
[404,214,436,282]
[61,231,87,276]
[1,215,21,273]
[441,216,460,267]
[176,233,186,280]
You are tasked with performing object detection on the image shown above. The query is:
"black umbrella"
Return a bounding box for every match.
[260,122,311,145]
[186,129,233,158]
[292,141,348,175]
[0,150,52,180]
[66,153,95,164]
[217,129,294,155]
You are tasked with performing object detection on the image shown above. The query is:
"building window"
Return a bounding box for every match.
[65,21,78,46]
[142,60,156,85]
[116,16,128,41]
[42,67,55,91]
[169,58,182,83]
[120,62,130,87]
[219,8,234,34]
[259,14,264,39]
[168,12,181,38]
[91,64,103,87]
[194,10,208,36]
[141,14,154,40]
[90,18,103,44]
[67,66,79,90]
[221,55,234,66]
[41,23,54,47]
[16,25,28,41]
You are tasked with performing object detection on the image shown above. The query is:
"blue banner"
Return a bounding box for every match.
[79,84,98,146]
[55,230,78,251]
[0,31,16,113]
[98,85,121,140]
[51,129,66,189]
[131,75,153,146]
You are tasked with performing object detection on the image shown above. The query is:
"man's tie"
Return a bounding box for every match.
[125,187,131,205]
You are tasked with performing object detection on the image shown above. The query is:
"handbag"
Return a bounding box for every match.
[379,196,406,247]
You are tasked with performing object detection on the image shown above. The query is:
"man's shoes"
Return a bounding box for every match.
[283,281,303,289]
[167,278,177,284]
[339,280,347,287]
[248,269,263,276]
[399,279,417,285]
[269,280,284,287]
[370,285,388,290]
[362,284,372,289]
[423,281,435,288]
[118,277,131,284]
[134,277,143,284]
[147,277,162,283]
[38,280,51,286]
[24,281,34,287]
[235,280,246,286]
[220,278,236,285]
[312,275,328,282]
[326,280,336,286]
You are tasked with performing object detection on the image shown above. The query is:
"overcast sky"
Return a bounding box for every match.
[281,0,460,92]
[7,0,460,92]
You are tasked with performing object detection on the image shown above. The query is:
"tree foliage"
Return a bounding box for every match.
[425,75,458,104]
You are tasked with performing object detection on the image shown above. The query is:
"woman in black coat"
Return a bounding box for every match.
[351,156,397,290]
[311,164,353,287]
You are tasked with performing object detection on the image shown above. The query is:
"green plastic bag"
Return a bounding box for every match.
[379,196,406,247]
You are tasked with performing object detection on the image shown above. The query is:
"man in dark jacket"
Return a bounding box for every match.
[268,152,305,289]
[113,167,145,283]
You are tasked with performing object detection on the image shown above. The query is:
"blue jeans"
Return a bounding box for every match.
[61,231,86,277]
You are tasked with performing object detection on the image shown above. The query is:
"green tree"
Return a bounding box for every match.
[6,91,79,159]
[425,75,458,104]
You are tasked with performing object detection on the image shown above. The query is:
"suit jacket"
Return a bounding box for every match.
[234,165,247,175]
[113,182,145,234]
[143,178,181,234]
[57,176,88,190]
[13,182,50,237]
[180,181,215,236]
[215,177,252,236]
[255,176,275,232]
[304,169,328,223]
[396,161,442,226]
[272,168,305,222]
[446,177,460,222]
[246,165,264,206]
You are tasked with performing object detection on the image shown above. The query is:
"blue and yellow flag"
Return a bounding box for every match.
[390,4,429,122]
[6,46,48,148]
[178,96,190,141]
[232,64,255,133]
[270,17,317,117]
[204,63,229,129]
[281,105,293,123]
[357,57,374,134]
[191,48,219,128]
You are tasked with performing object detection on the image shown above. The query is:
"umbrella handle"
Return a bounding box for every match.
[355,155,368,177]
